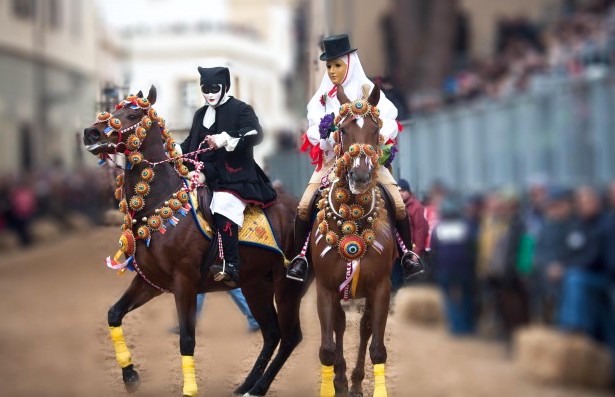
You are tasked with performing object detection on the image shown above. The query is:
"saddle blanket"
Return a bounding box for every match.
[188,189,284,256]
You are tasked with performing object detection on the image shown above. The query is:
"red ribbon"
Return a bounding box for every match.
[300,132,324,171]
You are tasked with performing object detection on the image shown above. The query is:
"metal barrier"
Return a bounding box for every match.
[267,74,615,197]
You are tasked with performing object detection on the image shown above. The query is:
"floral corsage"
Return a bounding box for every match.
[319,113,336,139]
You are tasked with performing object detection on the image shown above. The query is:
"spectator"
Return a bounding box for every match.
[171,289,259,334]
[558,186,614,342]
[431,196,477,335]
[482,190,530,341]
[9,177,37,246]
[532,187,575,324]
[391,179,429,291]
[399,179,429,255]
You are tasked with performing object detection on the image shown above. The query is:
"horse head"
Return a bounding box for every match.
[335,84,382,195]
[83,86,157,156]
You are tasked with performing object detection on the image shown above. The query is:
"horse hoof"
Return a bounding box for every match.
[244,382,267,397]
[349,392,363,397]
[122,365,140,393]
[335,382,349,396]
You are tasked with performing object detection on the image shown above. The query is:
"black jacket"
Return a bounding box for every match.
[180,97,277,207]
[565,214,611,273]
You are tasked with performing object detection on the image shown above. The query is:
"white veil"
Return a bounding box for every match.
[306,51,398,131]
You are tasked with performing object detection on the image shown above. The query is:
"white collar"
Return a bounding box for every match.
[203,93,231,129]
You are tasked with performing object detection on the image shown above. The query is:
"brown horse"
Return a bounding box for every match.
[310,85,396,397]
[83,86,306,396]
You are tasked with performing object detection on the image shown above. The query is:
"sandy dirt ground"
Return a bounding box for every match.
[0,227,612,397]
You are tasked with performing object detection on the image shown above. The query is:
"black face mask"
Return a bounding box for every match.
[201,84,222,94]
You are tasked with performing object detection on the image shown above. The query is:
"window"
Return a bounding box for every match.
[48,0,62,29]
[12,0,36,19]
[69,0,81,37]
[179,80,200,108]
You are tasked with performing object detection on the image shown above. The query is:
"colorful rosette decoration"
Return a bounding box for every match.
[351,99,369,116]
[334,188,349,203]
[338,204,350,219]
[168,198,182,211]
[341,221,356,235]
[136,127,147,140]
[348,144,361,157]
[325,231,338,246]
[136,97,150,108]
[362,229,376,246]
[176,191,189,204]
[119,230,136,257]
[318,221,328,235]
[109,118,122,130]
[338,235,366,261]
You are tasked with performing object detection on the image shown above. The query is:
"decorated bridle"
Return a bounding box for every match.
[94,94,201,275]
[329,98,385,180]
[312,97,387,272]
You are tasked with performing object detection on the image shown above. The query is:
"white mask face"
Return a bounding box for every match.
[201,84,224,106]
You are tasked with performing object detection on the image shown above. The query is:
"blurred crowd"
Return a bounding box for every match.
[417,2,615,111]
[396,177,615,375]
[0,168,115,247]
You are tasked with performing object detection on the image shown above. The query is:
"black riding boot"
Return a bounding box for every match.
[210,214,240,288]
[286,217,311,282]
[396,216,425,279]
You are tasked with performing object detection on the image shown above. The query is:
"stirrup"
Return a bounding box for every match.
[286,255,309,282]
[401,251,425,279]
[211,262,239,288]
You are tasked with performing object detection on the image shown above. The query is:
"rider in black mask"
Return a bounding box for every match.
[179,67,277,287]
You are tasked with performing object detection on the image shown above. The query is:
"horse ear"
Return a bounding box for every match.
[136,90,144,98]
[147,85,157,105]
[367,84,380,106]
[336,84,350,104]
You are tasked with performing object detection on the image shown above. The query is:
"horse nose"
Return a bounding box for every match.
[349,168,370,184]
[83,127,102,145]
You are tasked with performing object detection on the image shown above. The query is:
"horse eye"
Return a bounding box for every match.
[127,114,138,120]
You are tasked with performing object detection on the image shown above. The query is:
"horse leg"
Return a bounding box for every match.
[333,301,349,396]
[349,300,372,397]
[233,281,280,396]
[244,273,306,396]
[318,286,339,397]
[368,285,390,397]
[173,277,199,397]
[108,275,162,393]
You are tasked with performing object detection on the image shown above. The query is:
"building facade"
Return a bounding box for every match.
[0,0,119,173]
[115,0,298,164]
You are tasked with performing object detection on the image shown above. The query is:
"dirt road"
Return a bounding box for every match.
[0,227,611,396]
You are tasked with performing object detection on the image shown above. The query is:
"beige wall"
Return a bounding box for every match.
[308,0,391,95]
[0,0,99,75]
[460,0,563,56]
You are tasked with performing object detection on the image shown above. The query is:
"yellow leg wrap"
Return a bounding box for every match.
[109,326,132,368]
[181,355,198,397]
[320,364,335,397]
[373,363,387,397]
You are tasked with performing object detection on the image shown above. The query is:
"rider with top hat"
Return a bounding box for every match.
[286,34,425,282]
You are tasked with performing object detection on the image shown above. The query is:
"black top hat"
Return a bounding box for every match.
[319,34,357,61]
[198,66,231,88]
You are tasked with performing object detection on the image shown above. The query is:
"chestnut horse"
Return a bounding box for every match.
[83,86,306,397]
[310,85,396,397]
